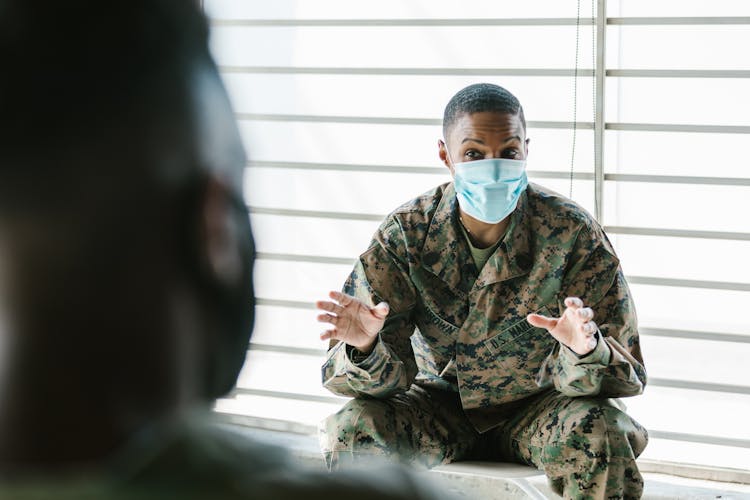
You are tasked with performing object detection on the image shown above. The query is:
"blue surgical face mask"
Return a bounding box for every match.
[450,156,529,224]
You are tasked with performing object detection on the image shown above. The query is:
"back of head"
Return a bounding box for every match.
[442,83,525,138]
[0,0,255,469]
[0,0,219,193]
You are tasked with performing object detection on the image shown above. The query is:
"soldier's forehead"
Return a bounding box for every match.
[451,112,524,142]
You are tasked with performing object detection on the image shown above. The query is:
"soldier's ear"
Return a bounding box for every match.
[438,140,454,176]
[198,176,245,288]
[187,172,255,399]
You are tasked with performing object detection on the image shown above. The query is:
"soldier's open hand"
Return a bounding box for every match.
[316,291,389,354]
[526,297,598,356]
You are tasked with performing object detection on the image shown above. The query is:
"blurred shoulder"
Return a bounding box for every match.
[159,424,454,500]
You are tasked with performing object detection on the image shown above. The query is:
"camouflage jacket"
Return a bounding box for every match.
[322,182,646,432]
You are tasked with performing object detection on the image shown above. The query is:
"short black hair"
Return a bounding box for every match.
[442,83,526,138]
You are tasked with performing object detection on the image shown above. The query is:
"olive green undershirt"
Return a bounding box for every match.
[457,221,502,272]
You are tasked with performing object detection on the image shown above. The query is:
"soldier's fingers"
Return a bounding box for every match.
[579,321,597,335]
[316,300,344,315]
[319,329,337,341]
[371,302,390,319]
[564,297,584,309]
[527,313,558,331]
[316,313,338,325]
[328,290,354,306]
[576,307,594,321]
[587,336,598,350]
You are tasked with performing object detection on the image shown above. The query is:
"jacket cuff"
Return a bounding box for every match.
[345,335,386,371]
[560,331,611,366]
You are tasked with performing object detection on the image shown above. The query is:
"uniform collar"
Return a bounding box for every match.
[421,183,533,294]
[421,183,476,295]
[473,188,533,289]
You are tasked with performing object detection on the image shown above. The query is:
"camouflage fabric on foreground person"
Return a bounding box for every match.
[317,84,648,500]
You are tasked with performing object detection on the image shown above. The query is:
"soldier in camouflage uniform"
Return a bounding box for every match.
[316,83,648,499]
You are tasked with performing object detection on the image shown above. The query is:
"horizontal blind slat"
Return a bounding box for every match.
[210,17,750,27]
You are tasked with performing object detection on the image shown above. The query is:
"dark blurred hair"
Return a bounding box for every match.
[0,0,211,203]
[442,83,526,138]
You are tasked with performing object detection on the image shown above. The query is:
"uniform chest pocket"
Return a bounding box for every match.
[484,305,555,355]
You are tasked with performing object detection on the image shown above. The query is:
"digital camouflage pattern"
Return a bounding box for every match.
[320,386,648,499]
[321,182,648,499]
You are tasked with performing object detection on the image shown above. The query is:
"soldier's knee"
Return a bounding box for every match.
[570,402,648,459]
[320,398,394,453]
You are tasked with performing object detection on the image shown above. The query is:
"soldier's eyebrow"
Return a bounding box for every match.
[461,138,485,145]
[461,135,522,145]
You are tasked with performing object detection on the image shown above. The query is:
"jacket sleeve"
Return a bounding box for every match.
[547,223,647,398]
[321,219,418,399]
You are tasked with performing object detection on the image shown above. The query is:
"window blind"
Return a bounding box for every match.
[206,0,750,475]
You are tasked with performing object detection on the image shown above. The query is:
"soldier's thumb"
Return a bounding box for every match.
[372,302,390,319]
[527,313,557,331]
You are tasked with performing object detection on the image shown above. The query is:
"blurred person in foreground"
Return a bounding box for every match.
[317,83,648,499]
[0,1,449,498]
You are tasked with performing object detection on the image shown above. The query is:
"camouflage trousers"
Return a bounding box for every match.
[320,385,648,500]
